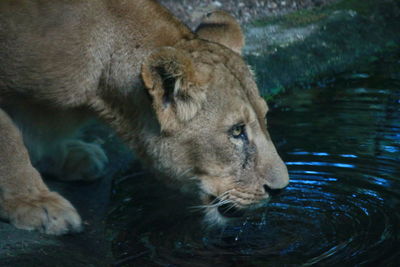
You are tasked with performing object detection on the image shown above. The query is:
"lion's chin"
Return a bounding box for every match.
[201,195,247,226]
[203,207,229,226]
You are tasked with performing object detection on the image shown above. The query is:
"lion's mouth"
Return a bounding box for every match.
[202,187,286,223]
[208,195,245,218]
[217,202,245,218]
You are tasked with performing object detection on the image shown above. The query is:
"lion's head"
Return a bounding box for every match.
[137,13,289,224]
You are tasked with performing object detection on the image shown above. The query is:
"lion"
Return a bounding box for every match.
[0,0,289,235]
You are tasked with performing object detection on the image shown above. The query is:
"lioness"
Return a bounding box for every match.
[0,0,289,235]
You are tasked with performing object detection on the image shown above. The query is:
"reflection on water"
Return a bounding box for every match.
[107,53,400,266]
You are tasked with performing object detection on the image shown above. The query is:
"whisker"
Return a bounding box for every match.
[174,167,194,180]
[194,191,229,207]
[188,189,235,212]
[216,189,233,199]
[222,202,241,214]
[190,199,233,210]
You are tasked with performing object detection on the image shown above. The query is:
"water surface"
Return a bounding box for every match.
[107,53,400,266]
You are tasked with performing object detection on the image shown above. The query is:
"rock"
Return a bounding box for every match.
[244,0,400,96]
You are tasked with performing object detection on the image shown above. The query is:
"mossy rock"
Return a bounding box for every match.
[245,0,400,97]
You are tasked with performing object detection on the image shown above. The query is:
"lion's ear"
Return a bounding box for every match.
[195,11,244,54]
[141,47,205,131]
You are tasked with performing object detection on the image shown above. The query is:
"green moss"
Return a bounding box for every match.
[260,84,286,101]
[252,9,327,28]
[251,0,388,28]
[328,0,380,15]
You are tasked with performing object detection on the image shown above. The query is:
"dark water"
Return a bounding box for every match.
[107,54,400,266]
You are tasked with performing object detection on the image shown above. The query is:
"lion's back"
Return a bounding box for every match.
[0,0,110,103]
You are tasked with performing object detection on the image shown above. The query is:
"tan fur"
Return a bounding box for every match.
[0,0,289,235]
[195,11,245,54]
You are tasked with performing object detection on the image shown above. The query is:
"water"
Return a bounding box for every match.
[107,53,400,266]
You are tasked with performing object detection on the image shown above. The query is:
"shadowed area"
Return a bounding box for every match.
[0,125,133,266]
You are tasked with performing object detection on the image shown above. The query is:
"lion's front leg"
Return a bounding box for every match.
[5,102,109,182]
[0,108,82,235]
[47,139,109,182]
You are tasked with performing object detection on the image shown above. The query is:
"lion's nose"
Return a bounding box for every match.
[263,184,285,196]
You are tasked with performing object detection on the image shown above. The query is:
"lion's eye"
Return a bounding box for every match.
[230,124,246,139]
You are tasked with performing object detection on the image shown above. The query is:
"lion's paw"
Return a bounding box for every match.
[59,140,108,181]
[6,191,82,235]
